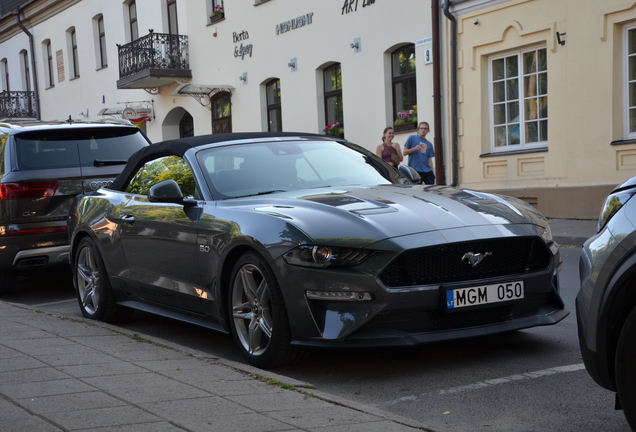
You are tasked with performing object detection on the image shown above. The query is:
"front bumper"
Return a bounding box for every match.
[278,236,567,348]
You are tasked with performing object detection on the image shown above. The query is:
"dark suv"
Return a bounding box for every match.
[578,176,636,431]
[0,119,150,294]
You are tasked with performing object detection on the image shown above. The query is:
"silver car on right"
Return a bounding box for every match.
[578,176,636,431]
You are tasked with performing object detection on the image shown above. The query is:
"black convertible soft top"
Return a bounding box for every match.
[111,131,332,191]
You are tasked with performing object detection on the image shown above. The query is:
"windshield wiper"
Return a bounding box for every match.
[231,190,287,199]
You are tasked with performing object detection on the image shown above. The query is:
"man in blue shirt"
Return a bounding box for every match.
[403,122,435,184]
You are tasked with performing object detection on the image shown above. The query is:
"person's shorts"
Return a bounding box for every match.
[418,171,435,185]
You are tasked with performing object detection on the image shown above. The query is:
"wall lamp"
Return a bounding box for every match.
[239,72,248,83]
[288,58,297,72]
[351,37,361,53]
[556,31,566,46]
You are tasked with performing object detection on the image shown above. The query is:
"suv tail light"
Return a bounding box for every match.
[0,182,58,200]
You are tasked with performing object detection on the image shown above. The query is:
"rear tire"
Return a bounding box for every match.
[0,269,17,295]
[228,252,303,368]
[616,306,636,430]
[74,237,133,323]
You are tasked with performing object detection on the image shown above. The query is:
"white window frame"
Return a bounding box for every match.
[624,25,636,139]
[66,27,79,79]
[19,50,30,91]
[489,45,548,152]
[93,15,107,69]
[1,58,9,92]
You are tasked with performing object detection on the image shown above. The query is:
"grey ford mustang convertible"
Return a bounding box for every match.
[67,132,568,368]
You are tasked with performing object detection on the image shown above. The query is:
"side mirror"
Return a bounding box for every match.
[148,179,196,205]
[398,165,422,184]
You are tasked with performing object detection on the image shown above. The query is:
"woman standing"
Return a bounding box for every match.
[376,126,404,167]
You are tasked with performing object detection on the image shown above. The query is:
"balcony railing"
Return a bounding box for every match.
[0,91,37,119]
[118,30,190,80]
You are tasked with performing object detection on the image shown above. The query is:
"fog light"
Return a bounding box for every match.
[306,291,373,301]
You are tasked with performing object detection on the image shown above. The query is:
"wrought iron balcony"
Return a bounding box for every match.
[0,91,37,119]
[117,30,192,91]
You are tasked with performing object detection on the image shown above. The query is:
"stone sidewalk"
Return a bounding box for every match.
[0,301,427,432]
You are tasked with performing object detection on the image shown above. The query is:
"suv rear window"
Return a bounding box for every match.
[15,128,149,170]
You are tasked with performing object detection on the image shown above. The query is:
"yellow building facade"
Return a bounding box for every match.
[445,0,636,218]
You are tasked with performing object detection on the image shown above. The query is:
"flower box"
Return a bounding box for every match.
[393,121,417,133]
[209,12,225,24]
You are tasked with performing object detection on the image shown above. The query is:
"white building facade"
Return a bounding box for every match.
[0,0,439,167]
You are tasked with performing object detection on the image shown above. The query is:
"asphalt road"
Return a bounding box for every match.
[4,247,631,432]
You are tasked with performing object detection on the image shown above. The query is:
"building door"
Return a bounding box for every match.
[179,112,193,137]
[211,92,232,134]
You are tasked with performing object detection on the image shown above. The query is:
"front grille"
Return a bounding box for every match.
[378,237,552,288]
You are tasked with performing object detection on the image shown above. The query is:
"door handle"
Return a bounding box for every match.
[120,214,135,225]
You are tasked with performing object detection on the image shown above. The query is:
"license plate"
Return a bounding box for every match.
[446,281,524,309]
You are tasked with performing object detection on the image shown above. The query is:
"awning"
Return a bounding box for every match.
[171,83,235,108]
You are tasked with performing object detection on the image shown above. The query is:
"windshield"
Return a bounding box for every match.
[198,140,410,198]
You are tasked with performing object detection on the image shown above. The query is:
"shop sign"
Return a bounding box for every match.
[233,30,253,60]
[276,13,314,35]
[122,107,153,123]
[341,0,376,14]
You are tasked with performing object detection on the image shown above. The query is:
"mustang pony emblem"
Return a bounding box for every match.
[462,252,492,267]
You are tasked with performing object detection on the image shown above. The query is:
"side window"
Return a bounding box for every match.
[126,155,197,198]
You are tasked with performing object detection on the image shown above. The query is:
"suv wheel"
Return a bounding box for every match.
[0,270,17,295]
[616,306,636,430]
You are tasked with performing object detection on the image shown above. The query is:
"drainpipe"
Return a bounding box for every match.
[443,0,458,186]
[15,8,41,120]
[431,0,446,185]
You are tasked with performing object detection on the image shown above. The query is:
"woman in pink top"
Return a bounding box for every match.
[376,126,404,167]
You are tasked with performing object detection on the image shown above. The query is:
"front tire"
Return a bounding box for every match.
[74,237,132,323]
[616,306,636,430]
[228,252,302,368]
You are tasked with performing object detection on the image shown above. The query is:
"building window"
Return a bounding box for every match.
[129,1,139,41]
[167,0,178,35]
[626,26,636,138]
[392,44,417,128]
[20,50,30,91]
[43,40,54,88]
[209,0,225,24]
[67,28,79,79]
[95,16,108,68]
[212,92,232,134]
[324,63,344,135]
[266,79,282,132]
[1,58,9,92]
[490,47,548,150]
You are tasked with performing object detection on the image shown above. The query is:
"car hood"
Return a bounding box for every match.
[224,185,549,246]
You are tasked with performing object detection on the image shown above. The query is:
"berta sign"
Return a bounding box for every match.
[276,13,314,35]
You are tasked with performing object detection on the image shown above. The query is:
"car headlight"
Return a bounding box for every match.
[598,189,636,232]
[283,245,375,268]
[537,225,554,244]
